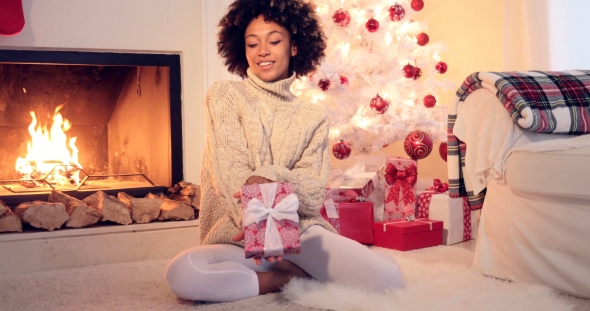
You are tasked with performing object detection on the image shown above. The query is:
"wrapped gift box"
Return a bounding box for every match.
[373,218,443,251]
[321,200,374,245]
[383,157,417,221]
[319,188,340,234]
[328,163,382,202]
[241,182,301,259]
[417,189,480,245]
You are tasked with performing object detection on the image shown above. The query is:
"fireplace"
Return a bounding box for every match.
[0,49,183,207]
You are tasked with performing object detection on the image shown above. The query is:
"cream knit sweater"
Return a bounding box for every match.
[200,69,335,246]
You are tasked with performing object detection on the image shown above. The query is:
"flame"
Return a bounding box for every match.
[15,105,82,186]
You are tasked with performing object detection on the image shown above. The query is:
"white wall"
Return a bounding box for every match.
[504,0,590,71]
[547,0,590,70]
[0,0,204,184]
[202,0,238,90]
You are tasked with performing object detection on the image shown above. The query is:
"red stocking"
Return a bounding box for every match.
[0,0,25,36]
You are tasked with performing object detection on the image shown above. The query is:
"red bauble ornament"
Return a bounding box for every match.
[404,131,433,160]
[403,64,416,79]
[333,9,351,27]
[365,18,379,32]
[423,94,436,108]
[411,0,424,11]
[413,66,422,80]
[370,94,390,114]
[439,142,448,162]
[332,139,352,160]
[435,61,448,74]
[388,4,405,21]
[340,75,349,85]
[416,32,429,46]
[318,79,331,91]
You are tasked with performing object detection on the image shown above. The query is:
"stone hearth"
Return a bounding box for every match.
[0,220,200,275]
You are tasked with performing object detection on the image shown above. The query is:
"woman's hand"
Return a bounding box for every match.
[231,228,283,266]
[232,175,280,266]
[232,176,273,198]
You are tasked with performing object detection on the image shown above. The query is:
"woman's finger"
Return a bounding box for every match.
[231,228,245,242]
[254,258,262,266]
[233,191,241,198]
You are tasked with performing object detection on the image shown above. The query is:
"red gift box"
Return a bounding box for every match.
[329,201,374,245]
[383,157,417,221]
[241,182,301,259]
[373,218,442,251]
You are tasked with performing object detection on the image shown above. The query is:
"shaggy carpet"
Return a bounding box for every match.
[0,242,588,311]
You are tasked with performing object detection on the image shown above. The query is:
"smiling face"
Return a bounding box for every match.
[244,15,298,83]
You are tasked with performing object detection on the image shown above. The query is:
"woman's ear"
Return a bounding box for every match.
[291,44,298,57]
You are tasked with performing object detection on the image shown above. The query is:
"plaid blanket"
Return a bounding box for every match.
[448,70,590,209]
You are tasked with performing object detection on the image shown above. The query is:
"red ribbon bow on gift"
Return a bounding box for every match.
[426,178,449,193]
[384,162,417,205]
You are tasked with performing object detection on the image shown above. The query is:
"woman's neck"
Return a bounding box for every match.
[246,68,296,101]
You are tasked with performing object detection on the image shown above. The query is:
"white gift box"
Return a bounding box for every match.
[426,193,480,245]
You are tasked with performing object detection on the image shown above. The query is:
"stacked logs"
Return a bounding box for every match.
[0,181,200,233]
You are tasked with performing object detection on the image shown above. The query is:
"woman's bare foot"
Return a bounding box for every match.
[256,260,311,295]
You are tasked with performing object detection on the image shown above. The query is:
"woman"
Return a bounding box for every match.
[166,0,404,302]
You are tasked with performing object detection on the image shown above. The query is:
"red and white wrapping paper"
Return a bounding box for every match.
[417,179,478,245]
[319,188,340,234]
[328,162,380,202]
[383,157,417,221]
[241,182,301,258]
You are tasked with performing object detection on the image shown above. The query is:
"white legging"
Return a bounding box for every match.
[165,225,404,302]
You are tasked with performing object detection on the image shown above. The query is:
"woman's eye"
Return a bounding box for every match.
[247,44,258,48]
[270,41,281,45]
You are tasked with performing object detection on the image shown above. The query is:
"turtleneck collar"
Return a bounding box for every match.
[246,68,297,101]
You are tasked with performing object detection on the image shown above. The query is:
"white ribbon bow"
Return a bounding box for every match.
[329,162,367,189]
[243,183,299,258]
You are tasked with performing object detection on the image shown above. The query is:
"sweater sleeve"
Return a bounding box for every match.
[204,82,254,227]
[250,108,331,218]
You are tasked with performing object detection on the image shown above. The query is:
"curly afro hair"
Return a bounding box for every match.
[217,0,326,79]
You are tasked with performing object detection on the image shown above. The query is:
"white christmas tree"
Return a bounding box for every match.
[292,0,453,158]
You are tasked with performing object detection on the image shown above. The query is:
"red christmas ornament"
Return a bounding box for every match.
[413,66,422,80]
[318,79,331,91]
[332,139,352,160]
[340,75,349,85]
[333,9,351,27]
[435,61,448,74]
[416,32,429,46]
[365,18,379,32]
[388,4,405,21]
[0,0,25,36]
[423,94,436,108]
[439,142,448,162]
[370,94,390,114]
[411,0,424,11]
[403,64,416,79]
[404,131,433,159]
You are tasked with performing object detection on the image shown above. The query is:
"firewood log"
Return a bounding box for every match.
[0,202,22,233]
[145,193,193,221]
[117,192,161,224]
[83,191,131,225]
[48,190,102,228]
[158,200,194,221]
[168,181,201,219]
[13,201,70,231]
[0,199,7,216]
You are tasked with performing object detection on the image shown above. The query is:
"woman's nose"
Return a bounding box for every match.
[258,43,270,56]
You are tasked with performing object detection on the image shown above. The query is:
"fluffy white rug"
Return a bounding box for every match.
[0,242,585,311]
[283,246,576,311]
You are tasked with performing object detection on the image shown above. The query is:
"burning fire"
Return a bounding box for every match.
[15,105,83,186]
